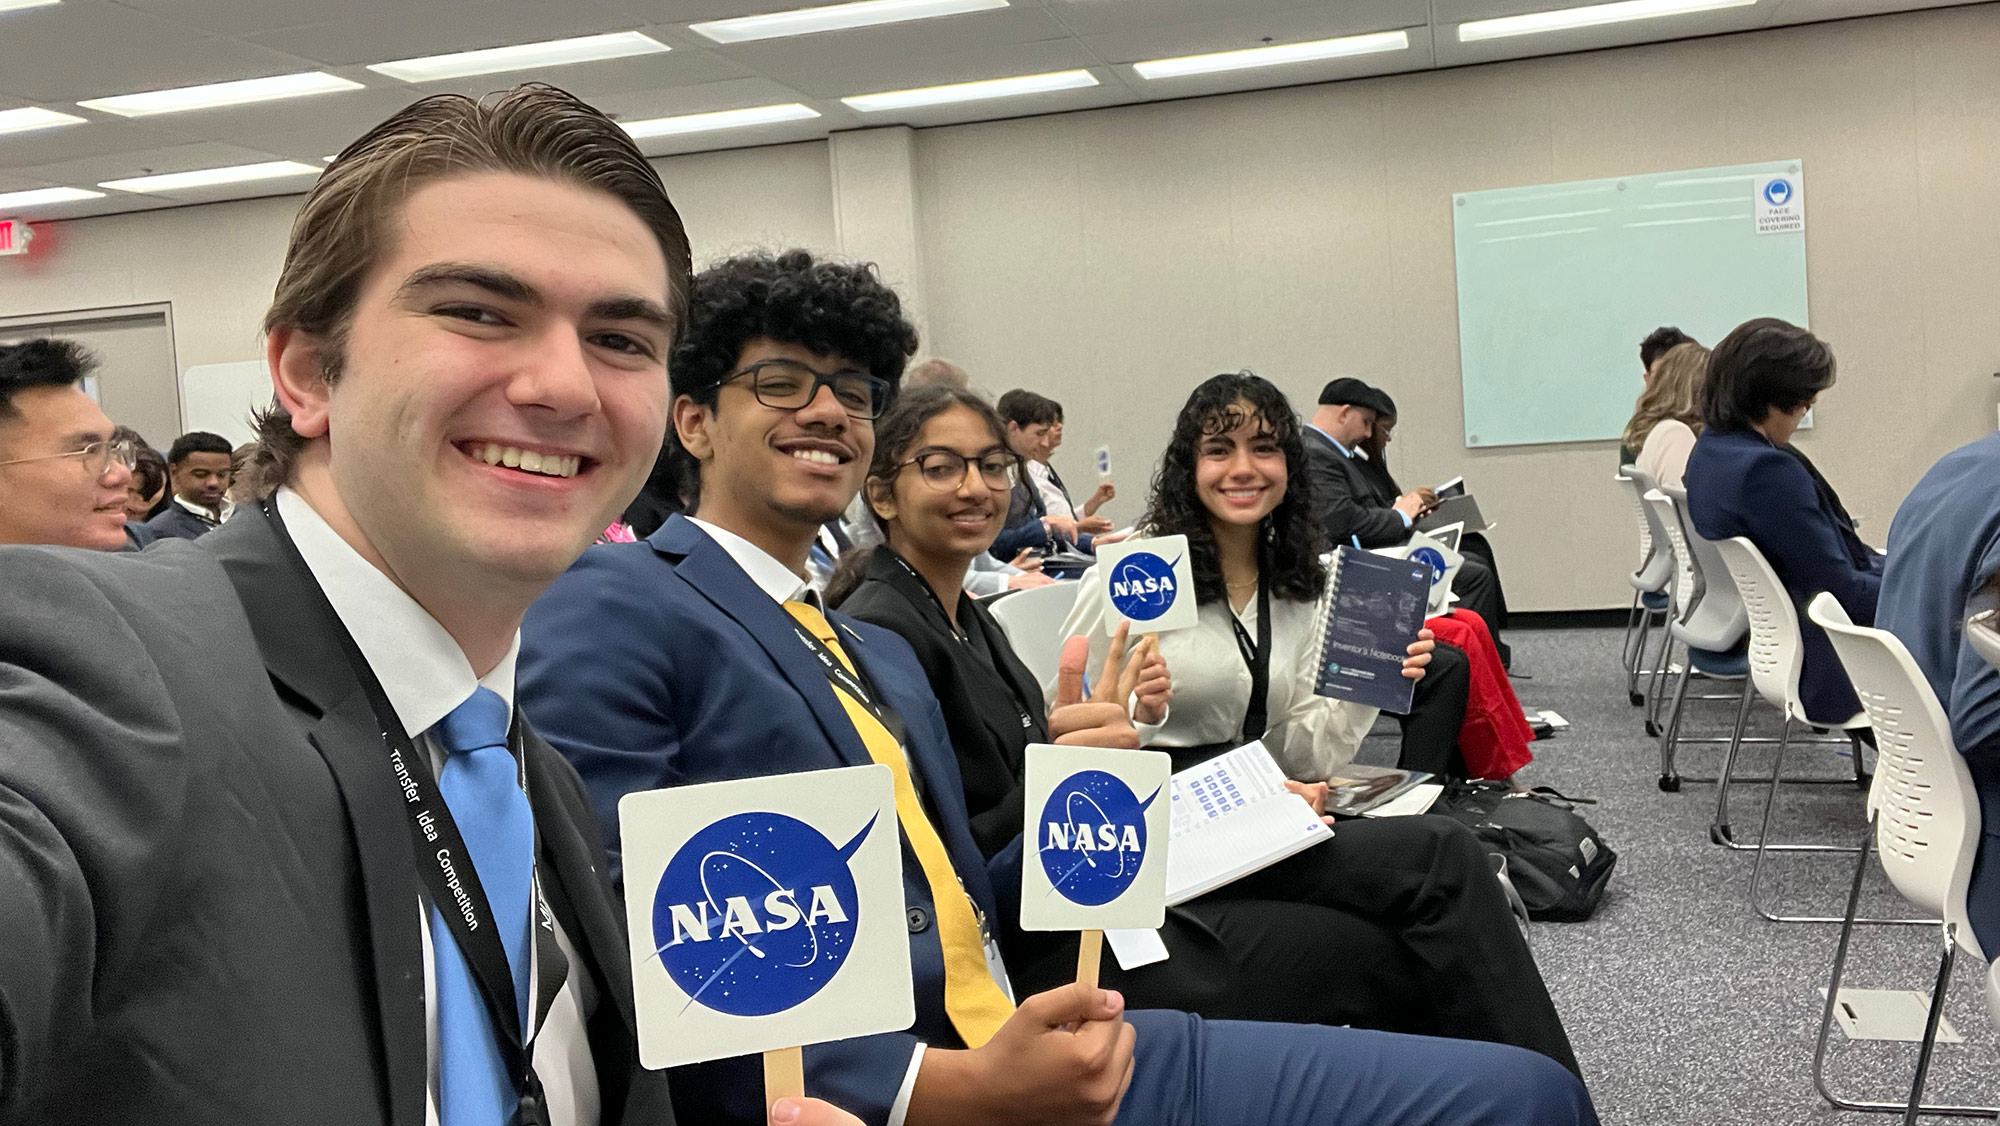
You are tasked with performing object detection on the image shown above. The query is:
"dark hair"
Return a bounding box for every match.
[1640,326,1695,370]
[131,446,169,516]
[995,389,1062,428]
[825,384,1013,607]
[634,249,918,528]
[1700,317,1835,433]
[0,339,94,423]
[1140,371,1328,606]
[167,430,233,465]
[253,83,692,490]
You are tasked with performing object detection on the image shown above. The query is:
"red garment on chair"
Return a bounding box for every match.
[1424,608,1534,780]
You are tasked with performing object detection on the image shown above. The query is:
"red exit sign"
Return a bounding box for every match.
[0,219,29,256]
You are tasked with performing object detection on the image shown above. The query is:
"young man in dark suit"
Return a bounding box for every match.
[0,87,857,1126]
[518,250,1598,1126]
[145,429,235,539]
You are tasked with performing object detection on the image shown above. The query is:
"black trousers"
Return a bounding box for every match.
[1454,538,1511,667]
[1398,638,1471,778]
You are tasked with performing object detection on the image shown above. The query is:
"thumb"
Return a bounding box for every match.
[1054,635,1090,708]
[1021,982,1123,1030]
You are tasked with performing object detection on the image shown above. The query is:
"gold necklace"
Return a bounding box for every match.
[1225,577,1259,591]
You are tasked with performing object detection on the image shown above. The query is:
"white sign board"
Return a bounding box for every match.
[179,360,272,447]
[1754,173,1805,235]
[619,764,914,1069]
[1096,534,1198,635]
[1093,445,1112,478]
[1020,744,1170,931]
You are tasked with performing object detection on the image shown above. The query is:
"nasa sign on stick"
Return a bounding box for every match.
[1096,534,1198,635]
[619,764,914,1070]
[1020,744,1171,931]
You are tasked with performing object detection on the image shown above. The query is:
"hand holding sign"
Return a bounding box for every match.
[906,983,1135,1125]
[1048,625,1149,750]
[1096,534,1199,635]
[619,765,913,1107]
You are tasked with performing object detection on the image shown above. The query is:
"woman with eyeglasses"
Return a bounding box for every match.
[829,383,1582,1070]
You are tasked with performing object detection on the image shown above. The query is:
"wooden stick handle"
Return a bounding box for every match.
[764,1045,804,1113]
[1076,929,1103,989]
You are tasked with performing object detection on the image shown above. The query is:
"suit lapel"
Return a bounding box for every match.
[205,505,428,1126]
[520,726,636,1028]
[651,515,875,769]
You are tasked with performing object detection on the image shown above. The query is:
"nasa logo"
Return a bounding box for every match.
[650,810,879,1017]
[1763,178,1793,206]
[1038,770,1158,906]
[1108,552,1179,622]
[1409,547,1447,591]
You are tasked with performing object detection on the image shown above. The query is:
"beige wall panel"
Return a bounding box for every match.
[658,141,837,269]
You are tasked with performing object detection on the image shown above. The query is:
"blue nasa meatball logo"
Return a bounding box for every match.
[1108,552,1180,622]
[651,811,879,1016]
[1762,177,1793,206]
[1038,770,1158,906]
[1409,547,1446,595]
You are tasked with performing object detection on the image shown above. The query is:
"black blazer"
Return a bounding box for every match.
[0,505,672,1125]
[1303,428,1409,549]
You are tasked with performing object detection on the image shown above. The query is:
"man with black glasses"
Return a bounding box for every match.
[0,338,138,551]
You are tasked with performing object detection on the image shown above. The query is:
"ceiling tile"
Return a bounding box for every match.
[0,117,188,170]
[0,3,319,104]
[108,0,440,38]
[131,86,419,146]
[16,140,286,189]
[1117,25,1436,102]
[1434,2,1771,67]
[243,0,649,66]
[771,36,1103,98]
[714,4,1073,77]
[399,47,756,102]
[1037,0,1380,37]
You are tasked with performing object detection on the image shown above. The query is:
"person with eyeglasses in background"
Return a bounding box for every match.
[0,339,139,552]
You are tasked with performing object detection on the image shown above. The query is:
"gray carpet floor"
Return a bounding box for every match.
[1357,624,1997,1126]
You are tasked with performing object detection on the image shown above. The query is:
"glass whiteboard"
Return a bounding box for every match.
[1452,160,1808,448]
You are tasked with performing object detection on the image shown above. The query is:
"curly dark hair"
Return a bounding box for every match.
[1140,371,1328,606]
[627,249,920,531]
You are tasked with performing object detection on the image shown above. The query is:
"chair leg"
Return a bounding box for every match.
[1812,822,1994,1118]
[1627,607,1656,705]
[1711,705,1759,847]
[1621,592,1643,673]
[1903,927,1957,1126]
[1656,660,1696,790]
[1645,635,1678,736]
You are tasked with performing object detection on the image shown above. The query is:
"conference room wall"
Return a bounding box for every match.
[0,138,836,403]
[915,3,2000,610]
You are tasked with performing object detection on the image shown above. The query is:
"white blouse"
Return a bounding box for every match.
[1635,418,1697,492]
[1051,565,1378,782]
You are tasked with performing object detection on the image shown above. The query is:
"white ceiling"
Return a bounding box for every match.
[0,0,1987,221]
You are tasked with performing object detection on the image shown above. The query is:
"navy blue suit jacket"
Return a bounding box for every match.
[144,503,216,541]
[519,514,1020,1125]
[1685,428,1883,722]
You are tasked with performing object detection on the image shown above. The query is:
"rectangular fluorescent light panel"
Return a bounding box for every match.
[622,103,820,139]
[0,106,87,135]
[1134,30,1410,80]
[0,0,63,12]
[1458,0,1757,42]
[0,186,104,209]
[369,31,669,83]
[99,160,321,194]
[692,0,1007,44]
[844,68,1096,113]
[78,72,362,117]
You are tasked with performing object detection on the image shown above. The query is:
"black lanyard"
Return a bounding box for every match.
[887,553,1038,736]
[789,605,910,751]
[1230,571,1272,744]
[267,500,566,1124]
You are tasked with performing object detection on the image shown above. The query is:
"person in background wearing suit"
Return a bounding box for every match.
[830,382,1579,1064]
[989,389,1122,569]
[1303,378,1512,669]
[1622,342,1709,492]
[519,249,1597,1126]
[145,429,236,539]
[0,337,138,552]
[1879,434,2000,951]
[1685,317,1883,725]
[0,86,860,1126]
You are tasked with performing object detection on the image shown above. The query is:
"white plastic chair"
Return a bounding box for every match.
[1616,469,1676,702]
[1808,593,1991,1122]
[986,580,1082,690]
[1710,537,1876,922]
[1645,487,1757,791]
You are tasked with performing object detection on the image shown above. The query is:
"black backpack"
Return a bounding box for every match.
[1440,782,1617,922]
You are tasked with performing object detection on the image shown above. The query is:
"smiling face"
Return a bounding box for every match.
[1193,401,1288,531]
[0,384,133,549]
[270,171,673,609]
[676,337,870,558]
[872,403,1011,566]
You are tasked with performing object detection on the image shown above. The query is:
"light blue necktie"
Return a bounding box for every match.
[431,686,535,1126]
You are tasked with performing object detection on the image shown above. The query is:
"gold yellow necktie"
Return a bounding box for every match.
[784,600,1015,1047]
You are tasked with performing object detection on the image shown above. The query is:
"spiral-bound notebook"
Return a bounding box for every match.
[1307,548,1433,715]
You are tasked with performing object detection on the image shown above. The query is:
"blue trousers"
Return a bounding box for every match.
[1119,1010,1597,1126]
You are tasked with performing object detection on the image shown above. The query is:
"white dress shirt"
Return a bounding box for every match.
[1054,560,1377,782]
[1026,459,1077,521]
[175,492,235,526]
[684,515,1013,1126]
[276,488,600,1126]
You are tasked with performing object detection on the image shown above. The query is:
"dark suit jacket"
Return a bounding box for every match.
[1685,428,1884,722]
[0,506,670,1125]
[520,515,1010,1125]
[1304,427,1409,549]
[144,501,218,541]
